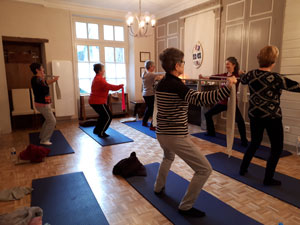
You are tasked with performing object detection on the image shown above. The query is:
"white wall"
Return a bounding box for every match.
[184,11,215,79]
[0,0,73,133]
[128,31,155,106]
[0,0,155,132]
[280,0,300,147]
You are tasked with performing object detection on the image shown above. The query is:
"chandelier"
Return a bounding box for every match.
[125,0,156,37]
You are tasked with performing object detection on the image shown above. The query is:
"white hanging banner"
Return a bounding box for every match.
[184,10,215,79]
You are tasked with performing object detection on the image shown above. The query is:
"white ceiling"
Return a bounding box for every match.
[14,0,210,19]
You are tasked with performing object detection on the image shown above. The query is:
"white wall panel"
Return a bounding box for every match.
[52,60,76,117]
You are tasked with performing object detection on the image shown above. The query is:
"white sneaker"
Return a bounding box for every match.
[40,141,52,146]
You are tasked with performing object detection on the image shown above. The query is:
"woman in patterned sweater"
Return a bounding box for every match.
[239,45,300,186]
[154,48,237,217]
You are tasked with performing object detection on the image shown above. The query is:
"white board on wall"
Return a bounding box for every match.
[52,60,75,117]
[184,11,215,79]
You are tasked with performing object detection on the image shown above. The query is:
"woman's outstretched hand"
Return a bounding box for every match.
[226,76,237,88]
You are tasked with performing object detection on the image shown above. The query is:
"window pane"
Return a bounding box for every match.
[79,78,91,94]
[105,47,115,63]
[116,64,126,78]
[104,25,114,40]
[75,22,87,39]
[77,45,88,62]
[89,63,95,77]
[88,23,99,39]
[89,46,100,62]
[105,63,116,79]
[115,48,124,63]
[77,62,90,79]
[114,26,124,41]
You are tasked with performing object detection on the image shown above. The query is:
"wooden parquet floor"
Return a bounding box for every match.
[0,119,300,225]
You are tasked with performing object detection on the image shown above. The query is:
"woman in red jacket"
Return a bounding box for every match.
[89,63,124,138]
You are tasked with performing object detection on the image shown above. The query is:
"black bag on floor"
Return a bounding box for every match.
[113,152,147,178]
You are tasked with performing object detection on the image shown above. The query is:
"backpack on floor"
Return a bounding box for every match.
[113,152,147,178]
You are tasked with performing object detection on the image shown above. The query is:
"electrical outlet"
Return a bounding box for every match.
[284,126,290,132]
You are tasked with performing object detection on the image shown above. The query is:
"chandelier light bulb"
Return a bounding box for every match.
[139,20,145,28]
[144,12,150,24]
[126,0,156,37]
[151,19,156,27]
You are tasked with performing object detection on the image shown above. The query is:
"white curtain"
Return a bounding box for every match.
[184,11,215,79]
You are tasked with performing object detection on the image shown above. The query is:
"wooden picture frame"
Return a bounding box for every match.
[140,52,150,62]
[140,67,146,77]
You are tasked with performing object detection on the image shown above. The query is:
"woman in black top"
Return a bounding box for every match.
[30,63,59,145]
[239,46,300,185]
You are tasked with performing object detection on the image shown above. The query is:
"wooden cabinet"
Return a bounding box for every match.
[107,93,129,116]
[80,93,129,120]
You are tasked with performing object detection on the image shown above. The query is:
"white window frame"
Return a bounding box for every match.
[72,16,128,95]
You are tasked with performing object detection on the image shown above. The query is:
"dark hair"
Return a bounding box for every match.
[30,63,42,75]
[226,57,239,75]
[93,63,104,74]
[145,60,154,70]
[257,45,279,68]
[159,48,184,73]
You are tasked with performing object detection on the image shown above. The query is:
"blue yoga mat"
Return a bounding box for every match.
[79,126,133,146]
[29,130,74,156]
[126,163,261,225]
[31,172,109,225]
[206,152,300,208]
[191,132,292,160]
[123,120,156,139]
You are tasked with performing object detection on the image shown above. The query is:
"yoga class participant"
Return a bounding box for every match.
[141,60,163,130]
[202,57,248,147]
[239,45,300,185]
[30,63,59,146]
[154,47,237,217]
[89,63,123,138]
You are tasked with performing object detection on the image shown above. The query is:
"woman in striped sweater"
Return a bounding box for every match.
[154,48,237,217]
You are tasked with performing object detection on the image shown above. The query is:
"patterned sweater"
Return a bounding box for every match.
[156,73,231,135]
[241,69,300,119]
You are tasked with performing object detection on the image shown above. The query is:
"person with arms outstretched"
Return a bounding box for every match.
[154,48,237,217]
[239,45,300,185]
[89,63,124,138]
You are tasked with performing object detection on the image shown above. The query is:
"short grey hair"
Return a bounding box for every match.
[144,60,154,70]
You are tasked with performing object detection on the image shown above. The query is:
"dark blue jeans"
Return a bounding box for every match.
[240,117,283,181]
[90,104,112,136]
[143,95,155,124]
[205,103,247,142]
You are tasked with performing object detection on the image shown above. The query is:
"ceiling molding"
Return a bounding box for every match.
[156,0,210,19]
[13,0,127,20]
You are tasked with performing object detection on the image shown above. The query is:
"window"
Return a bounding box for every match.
[105,47,126,87]
[77,45,100,93]
[103,25,124,41]
[75,22,99,40]
[73,18,127,94]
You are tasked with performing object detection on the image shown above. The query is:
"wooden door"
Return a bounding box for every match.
[217,0,285,129]
[3,41,42,90]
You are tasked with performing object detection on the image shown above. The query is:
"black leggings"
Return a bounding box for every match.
[205,103,247,142]
[143,95,155,124]
[240,117,283,181]
[90,104,112,136]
